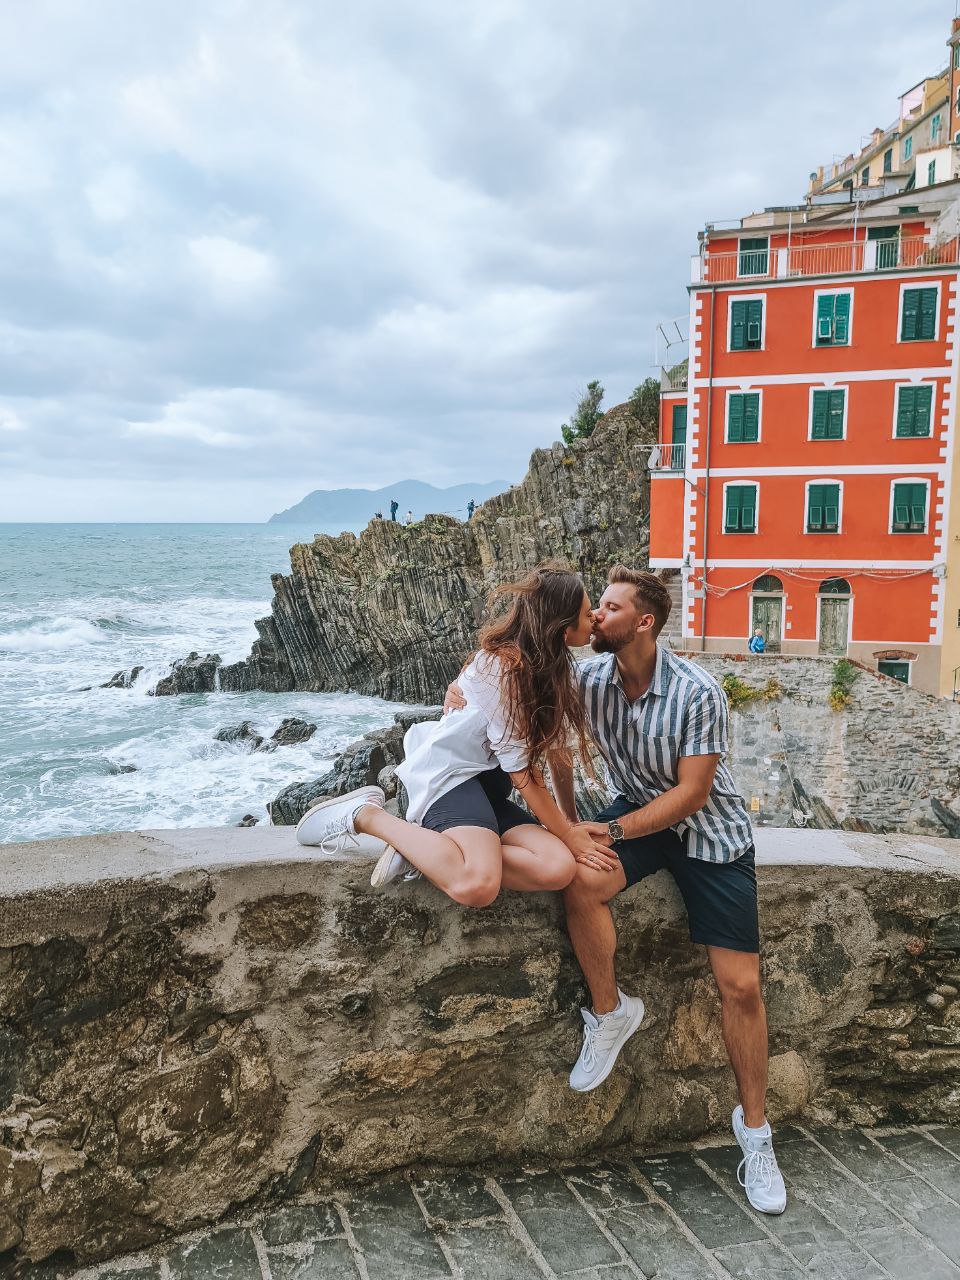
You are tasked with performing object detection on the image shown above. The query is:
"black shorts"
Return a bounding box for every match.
[421,767,538,837]
[597,796,760,954]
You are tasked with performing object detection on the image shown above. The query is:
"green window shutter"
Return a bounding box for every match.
[902,288,937,340]
[811,391,829,439]
[746,299,763,348]
[896,386,916,437]
[919,288,937,339]
[892,482,927,531]
[725,486,757,532]
[896,386,933,437]
[901,289,920,340]
[671,404,687,444]
[730,301,746,350]
[807,483,840,532]
[743,393,759,441]
[728,394,744,442]
[833,292,850,343]
[915,384,932,435]
[827,390,845,438]
[815,295,834,345]
[739,237,768,276]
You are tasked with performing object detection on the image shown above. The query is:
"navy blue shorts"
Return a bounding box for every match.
[597,796,760,954]
[421,767,538,837]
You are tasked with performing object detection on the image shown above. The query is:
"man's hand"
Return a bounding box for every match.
[443,680,466,715]
[564,822,620,873]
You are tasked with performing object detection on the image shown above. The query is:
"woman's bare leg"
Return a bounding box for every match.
[354,806,502,907]
[500,825,577,893]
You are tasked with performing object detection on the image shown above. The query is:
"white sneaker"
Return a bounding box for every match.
[296,786,387,853]
[370,846,421,889]
[569,990,646,1092]
[732,1105,787,1214]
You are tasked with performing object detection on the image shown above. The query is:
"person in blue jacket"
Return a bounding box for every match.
[748,629,765,654]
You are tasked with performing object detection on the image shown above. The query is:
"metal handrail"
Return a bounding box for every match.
[651,443,686,471]
[702,234,960,283]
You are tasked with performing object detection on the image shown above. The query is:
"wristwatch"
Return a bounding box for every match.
[607,819,625,843]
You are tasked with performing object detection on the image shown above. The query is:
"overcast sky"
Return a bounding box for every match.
[0,0,952,521]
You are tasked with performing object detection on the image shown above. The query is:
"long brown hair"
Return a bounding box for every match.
[477,563,593,776]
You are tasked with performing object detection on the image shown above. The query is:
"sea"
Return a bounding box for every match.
[0,524,406,846]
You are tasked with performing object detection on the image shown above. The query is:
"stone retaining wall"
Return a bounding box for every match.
[1,826,959,1269]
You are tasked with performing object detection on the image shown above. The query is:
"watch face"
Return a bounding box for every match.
[609,820,624,841]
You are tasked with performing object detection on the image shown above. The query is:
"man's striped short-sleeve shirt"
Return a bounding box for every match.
[575,647,753,864]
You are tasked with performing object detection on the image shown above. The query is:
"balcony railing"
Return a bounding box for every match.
[650,442,686,471]
[661,359,688,391]
[696,234,960,283]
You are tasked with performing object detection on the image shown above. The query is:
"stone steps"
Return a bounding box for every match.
[54,1125,960,1279]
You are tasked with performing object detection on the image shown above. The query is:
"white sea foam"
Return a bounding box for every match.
[0,617,104,652]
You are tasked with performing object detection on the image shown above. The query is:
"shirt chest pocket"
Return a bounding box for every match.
[643,733,682,773]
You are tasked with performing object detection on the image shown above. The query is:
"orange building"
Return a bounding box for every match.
[651,184,960,697]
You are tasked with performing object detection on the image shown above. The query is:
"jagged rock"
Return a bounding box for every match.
[151,652,222,697]
[237,814,260,827]
[933,798,960,838]
[101,665,144,689]
[152,404,656,704]
[265,718,317,749]
[268,709,441,825]
[108,763,138,775]
[215,721,265,750]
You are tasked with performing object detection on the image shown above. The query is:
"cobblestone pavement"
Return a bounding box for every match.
[30,1124,960,1280]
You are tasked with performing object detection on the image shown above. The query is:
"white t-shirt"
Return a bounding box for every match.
[395,651,529,824]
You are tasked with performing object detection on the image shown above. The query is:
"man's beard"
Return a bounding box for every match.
[591,623,635,653]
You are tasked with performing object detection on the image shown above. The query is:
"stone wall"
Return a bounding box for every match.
[1,826,959,1269]
[141,403,655,705]
[683,653,960,834]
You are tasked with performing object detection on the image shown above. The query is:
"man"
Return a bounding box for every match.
[549,565,785,1214]
[467,498,476,520]
[390,499,399,522]
[748,628,766,654]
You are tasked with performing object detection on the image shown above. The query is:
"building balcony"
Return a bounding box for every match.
[660,359,688,392]
[650,442,686,471]
[693,233,959,283]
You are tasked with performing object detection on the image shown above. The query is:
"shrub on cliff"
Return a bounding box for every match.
[561,380,605,444]
[629,377,660,431]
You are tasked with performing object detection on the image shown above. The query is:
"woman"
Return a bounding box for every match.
[296,565,611,905]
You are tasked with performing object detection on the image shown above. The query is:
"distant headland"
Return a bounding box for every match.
[268,479,510,524]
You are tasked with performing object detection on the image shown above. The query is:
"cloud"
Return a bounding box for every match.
[0,0,952,519]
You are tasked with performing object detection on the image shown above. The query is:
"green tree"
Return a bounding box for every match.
[628,377,660,432]
[561,380,604,445]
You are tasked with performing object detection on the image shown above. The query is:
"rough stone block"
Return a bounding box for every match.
[167,1228,263,1279]
[344,1181,450,1280]
[260,1202,340,1247]
[497,1171,621,1273]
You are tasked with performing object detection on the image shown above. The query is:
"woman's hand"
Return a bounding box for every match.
[443,681,467,715]
[563,822,621,873]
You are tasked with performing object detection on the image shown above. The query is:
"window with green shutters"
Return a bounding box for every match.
[878,659,910,683]
[900,287,938,341]
[891,482,927,532]
[928,159,937,185]
[810,389,845,440]
[815,292,851,345]
[895,385,933,437]
[727,392,760,442]
[738,237,768,277]
[883,149,892,173]
[730,299,763,350]
[724,485,757,533]
[671,403,687,444]
[806,483,841,533]
[904,136,913,160]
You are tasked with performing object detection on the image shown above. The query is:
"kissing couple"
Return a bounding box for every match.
[297,562,786,1216]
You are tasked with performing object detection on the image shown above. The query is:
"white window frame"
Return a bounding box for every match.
[811,287,854,348]
[887,476,932,534]
[815,586,854,652]
[897,280,941,343]
[722,480,760,535]
[724,388,764,444]
[891,380,937,439]
[803,478,844,535]
[727,293,766,353]
[747,586,787,643]
[806,385,849,442]
[736,235,770,279]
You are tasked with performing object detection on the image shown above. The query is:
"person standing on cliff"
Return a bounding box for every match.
[467,499,475,520]
[390,499,399,521]
[444,565,786,1217]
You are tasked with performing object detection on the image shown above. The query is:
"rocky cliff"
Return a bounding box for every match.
[144,403,655,704]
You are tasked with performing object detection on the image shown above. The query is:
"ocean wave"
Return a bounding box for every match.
[0,618,104,652]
